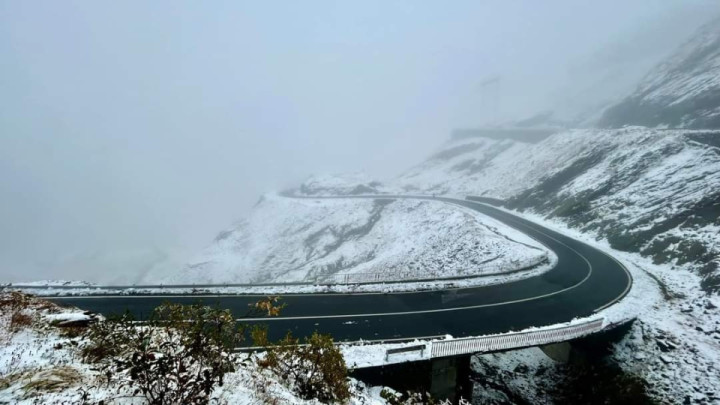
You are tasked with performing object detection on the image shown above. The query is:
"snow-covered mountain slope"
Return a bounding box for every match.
[395,127,720,293]
[297,173,390,196]
[157,193,550,285]
[600,17,720,129]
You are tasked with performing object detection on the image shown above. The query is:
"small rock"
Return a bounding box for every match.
[659,354,673,365]
[513,364,529,374]
[657,340,673,352]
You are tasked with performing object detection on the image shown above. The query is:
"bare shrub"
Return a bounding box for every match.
[10,312,33,331]
[0,290,31,311]
[58,326,85,339]
[2,291,34,332]
[81,312,136,363]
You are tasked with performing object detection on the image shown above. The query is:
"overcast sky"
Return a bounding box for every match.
[1,1,719,283]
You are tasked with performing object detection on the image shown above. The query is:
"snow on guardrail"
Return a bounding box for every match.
[429,318,605,358]
[320,254,549,285]
[344,318,607,369]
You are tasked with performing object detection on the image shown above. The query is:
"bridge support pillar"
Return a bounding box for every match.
[351,355,472,403]
[430,356,471,402]
[540,341,572,363]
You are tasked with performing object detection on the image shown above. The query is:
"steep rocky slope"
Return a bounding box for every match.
[395,127,720,293]
[600,17,720,129]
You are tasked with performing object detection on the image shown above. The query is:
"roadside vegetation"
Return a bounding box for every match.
[0,290,352,404]
[80,297,352,404]
[2,290,475,404]
[81,303,242,404]
[255,329,350,402]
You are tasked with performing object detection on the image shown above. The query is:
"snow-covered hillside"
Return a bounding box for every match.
[389,127,720,403]
[395,127,720,293]
[297,173,391,196]
[600,17,720,129]
[156,193,550,286]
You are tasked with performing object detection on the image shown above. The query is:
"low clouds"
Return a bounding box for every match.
[1,1,718,282]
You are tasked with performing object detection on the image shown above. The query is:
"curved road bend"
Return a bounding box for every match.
[48,196,632,344]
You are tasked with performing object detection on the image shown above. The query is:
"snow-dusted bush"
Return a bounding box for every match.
[84,303,243,404]
[380,388,472,405]
[260,331,350,403]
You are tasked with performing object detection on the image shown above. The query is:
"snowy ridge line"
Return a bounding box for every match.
[429,318,605,358]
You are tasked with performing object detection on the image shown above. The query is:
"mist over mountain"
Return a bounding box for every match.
[166,13,720,294]
[601,17,720,129]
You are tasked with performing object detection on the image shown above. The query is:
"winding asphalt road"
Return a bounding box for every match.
[44,196,632,344]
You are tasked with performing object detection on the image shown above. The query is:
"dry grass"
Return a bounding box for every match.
[1,291,35,332]
[1,291,74,334]
[0,366,84,399]
[20,366,83,398]
[0,290,31,311]
[10,312,33,331]
[0,370,22,391]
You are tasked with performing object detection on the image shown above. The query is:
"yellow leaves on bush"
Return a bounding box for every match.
[251,296,285,317]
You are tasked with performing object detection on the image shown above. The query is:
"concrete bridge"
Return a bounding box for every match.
[352,318,634,403]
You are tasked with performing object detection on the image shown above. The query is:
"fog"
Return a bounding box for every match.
[1,1,719,283]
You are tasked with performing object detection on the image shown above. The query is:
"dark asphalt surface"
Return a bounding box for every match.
[46,197,632,344]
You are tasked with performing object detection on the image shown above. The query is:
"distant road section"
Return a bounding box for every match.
[43,196,632,344]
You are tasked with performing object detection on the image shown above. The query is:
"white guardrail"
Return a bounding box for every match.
[427,318,605,358]
[320,254,548,285]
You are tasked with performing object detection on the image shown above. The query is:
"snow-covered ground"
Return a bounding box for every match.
[394,127,720,293]
[336,123,719,402]
[0,291,418,404]
[296,173,392,196]
[146,192,551,288]
[463,209,720,404]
